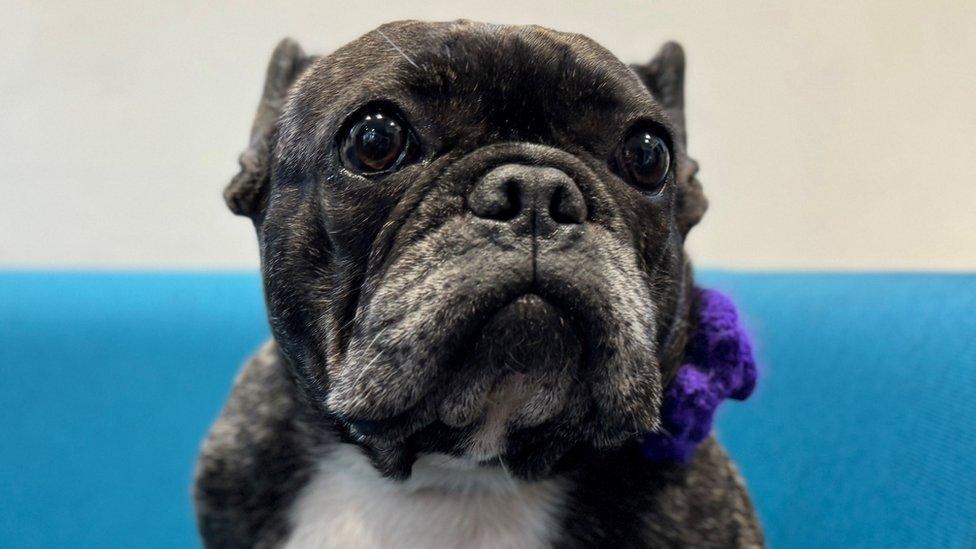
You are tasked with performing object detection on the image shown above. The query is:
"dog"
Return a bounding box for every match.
[194,19,762,548]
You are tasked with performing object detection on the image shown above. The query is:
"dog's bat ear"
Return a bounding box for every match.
[224,38,315,218]
[631,42,707,235]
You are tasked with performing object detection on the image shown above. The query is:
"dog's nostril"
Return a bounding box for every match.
[498,178,522,221]
[549,185,586,225]
[467,175,520,221]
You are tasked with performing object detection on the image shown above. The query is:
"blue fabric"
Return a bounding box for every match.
[1,272,974,548]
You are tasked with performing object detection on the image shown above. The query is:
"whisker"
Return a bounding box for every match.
[376,29,419,69]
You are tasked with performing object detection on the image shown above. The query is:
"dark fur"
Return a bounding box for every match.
[196,20,761,547]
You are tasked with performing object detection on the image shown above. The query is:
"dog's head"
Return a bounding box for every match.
[226,20,707,479]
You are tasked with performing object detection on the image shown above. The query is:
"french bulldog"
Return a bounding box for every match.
[194,19,762,548]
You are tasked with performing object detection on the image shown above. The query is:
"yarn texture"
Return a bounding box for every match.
[641,288,758,463]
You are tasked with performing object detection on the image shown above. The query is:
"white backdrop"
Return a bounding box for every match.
[2,1,974,270]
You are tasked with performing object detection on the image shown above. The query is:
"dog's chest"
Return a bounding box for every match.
[284,445,568,549]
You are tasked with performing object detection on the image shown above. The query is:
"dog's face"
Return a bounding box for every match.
[226,20,707,479]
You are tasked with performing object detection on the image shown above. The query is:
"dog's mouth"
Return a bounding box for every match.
[436,293,583,459]
[462,291,584,380]
[454,292,584,387]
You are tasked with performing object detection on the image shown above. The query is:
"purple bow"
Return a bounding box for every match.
[641,288,758,463]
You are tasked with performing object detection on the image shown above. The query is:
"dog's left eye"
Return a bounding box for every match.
[339,108,416,175]
[614,128,671,193]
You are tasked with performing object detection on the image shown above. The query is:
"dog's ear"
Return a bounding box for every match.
[631,42,707,236]
[224,38,315,219]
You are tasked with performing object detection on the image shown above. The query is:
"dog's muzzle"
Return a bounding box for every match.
[327,145,662,458]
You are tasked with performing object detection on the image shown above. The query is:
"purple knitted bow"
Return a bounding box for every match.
[641,288,758,463]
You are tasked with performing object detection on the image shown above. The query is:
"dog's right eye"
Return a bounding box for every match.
[338,108,417,175]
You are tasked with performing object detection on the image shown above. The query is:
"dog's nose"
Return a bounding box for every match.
[467,164,587,226]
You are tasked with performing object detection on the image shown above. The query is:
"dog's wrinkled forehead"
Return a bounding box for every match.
[279,20,669,163]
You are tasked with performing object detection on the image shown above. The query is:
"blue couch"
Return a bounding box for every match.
[2,272,974,547]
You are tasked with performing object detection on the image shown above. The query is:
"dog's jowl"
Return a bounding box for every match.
[195,20,763,548]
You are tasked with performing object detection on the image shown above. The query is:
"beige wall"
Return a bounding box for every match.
[1,1,974,270]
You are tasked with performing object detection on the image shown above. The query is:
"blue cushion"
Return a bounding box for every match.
[1,272,974,547]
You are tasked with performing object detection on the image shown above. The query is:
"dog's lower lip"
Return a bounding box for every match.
[474,292,577,338]
[507,291,570,316]
[510,292,551,312]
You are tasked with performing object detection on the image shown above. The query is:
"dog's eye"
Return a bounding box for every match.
[614,129,670,192]
[339,109,414,175]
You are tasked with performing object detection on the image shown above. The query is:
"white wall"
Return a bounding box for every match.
[2,1,974,270]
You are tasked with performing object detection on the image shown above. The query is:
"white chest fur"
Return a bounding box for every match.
[284,444,568,549]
